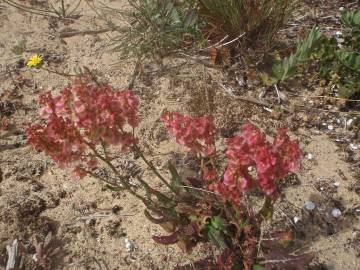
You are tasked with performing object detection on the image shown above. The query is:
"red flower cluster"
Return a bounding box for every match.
[210,124,303,202]
[27,77,140,179]
[161,112,216,156]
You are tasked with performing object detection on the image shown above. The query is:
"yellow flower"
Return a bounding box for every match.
[27,54,43,67]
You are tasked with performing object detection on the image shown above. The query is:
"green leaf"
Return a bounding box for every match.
[272,28,325,81]
[341,10,360,29]
[338,81,360,99]
[259,72,279,86]
[336,50,360,72]
[11,40,27,55]
[205,216,226,249]
[210,216,224,230]
[252,265,265,270]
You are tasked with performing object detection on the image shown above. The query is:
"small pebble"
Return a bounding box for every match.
[306,153,314,160]
[86,218,96,227]
[347,118,354,127]
[349,143,358,151]
[124,238,132,252]
[331,208,342,218]
[305,201,316,211]
[293,216,301,224]
[112,205,123,214]
[328,124,334,131]
[333,182,340,187]
[339,7,344,11]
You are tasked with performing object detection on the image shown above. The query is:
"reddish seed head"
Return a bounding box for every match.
[210,124,303,203]
[161,112,216,156]
[27,77,140,179]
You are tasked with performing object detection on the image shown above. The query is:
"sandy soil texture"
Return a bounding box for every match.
[0,0,359,269]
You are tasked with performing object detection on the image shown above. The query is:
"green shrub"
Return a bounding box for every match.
[197,0,297,47]
[100,0,202,59]
[267,10,360,100]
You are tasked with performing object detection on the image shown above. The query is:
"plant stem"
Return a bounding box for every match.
[258,196,274,223]
[132,144,174,192]
[40,67,77,77]
[84,142,149,203]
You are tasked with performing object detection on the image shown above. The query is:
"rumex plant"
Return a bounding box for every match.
[27,77,312,269]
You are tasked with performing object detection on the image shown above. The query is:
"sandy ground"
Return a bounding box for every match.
[0,1,359,269]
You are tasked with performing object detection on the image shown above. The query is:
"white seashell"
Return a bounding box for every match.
[349,144,358,151]
[331,208,342,218]
[347,118,354,127]
[305,201,316,211]
[124,238,132,252]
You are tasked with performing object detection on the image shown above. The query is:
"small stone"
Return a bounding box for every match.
[271,110,282,120]
[112,205,123,214]
[347,118,354,127]
[305,201,316,211]
[331,208,342,218]
[349,143,358,151]
[124,238,132,252]
[333,182,340,187]
[335,31,342,37]
[293,216,301,224]
[339,7,344,11]
[86,218,96,227]
[31,181,44,192]
[306,153,314,160]
[328,124,334,131]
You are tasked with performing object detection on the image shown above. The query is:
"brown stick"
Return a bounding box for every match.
[59,28,112,38]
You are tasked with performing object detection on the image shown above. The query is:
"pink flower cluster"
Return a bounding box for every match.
[210,124,303,202]
[161,112,216,156]
[27,77,140,179]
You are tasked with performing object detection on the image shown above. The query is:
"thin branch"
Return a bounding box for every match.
[132,144,174,192]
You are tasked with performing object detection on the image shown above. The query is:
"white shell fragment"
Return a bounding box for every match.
[327,124,334,131]
[349,144,359,151]
[333,182,340,187]
[293,216,301,224]
[306,153,314,160]
[346,118,354,127]
[305,201,316,211]
[124,238,132,252]
[331,208,342,218]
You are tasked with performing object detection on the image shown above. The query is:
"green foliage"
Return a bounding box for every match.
[197,0,297,46]
[268,9,360,99]
[99,0,202,59]
[205,216,226,249]
[271,28,325,82]
[11,39,27,55]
